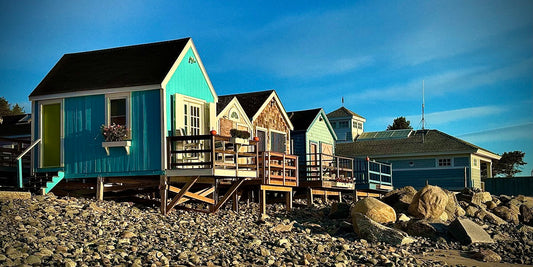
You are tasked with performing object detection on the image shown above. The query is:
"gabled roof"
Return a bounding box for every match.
[288,108,337,140]
[220,90,294,130]
[216,95,235,115]
[288,108,322,131]
[327,106,365,120]
[221,90,274,119]
[30,38,191,97]
[337,129,500,160]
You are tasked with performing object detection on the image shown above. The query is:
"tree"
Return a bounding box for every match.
[493,151,526,177]
[387,116,413,130]
[0,97,25,116]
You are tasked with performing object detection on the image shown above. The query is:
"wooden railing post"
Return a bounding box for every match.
[210,135,216,171]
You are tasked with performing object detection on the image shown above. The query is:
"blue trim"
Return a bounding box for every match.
[64,170,164,179]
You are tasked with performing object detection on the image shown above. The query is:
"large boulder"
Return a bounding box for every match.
[471,192,492,206]
[351,197,396,224]
[405,219,437,239]
[519,204,533,226]
[408,185,448,220]
[352,212,415,245]
[382,186,417,213]
[492,206,519,224]
[448,218,494,244]
[444,190,459,221]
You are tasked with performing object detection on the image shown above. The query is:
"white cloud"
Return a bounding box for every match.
[458,122,533,143]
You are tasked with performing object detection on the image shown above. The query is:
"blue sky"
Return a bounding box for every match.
[1,0,532,175]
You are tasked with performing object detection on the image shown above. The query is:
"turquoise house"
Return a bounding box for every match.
[28,38,218,192]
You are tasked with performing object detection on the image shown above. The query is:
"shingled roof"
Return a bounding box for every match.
[219,90,275,120]
[287,108,322,131]
[327,106,365,119]
[30,38,190,97]
[336,129,500,159]
[216,95,235,115]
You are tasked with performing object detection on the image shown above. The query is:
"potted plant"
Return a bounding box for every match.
[229,129,250,144]
[101,124,131,155]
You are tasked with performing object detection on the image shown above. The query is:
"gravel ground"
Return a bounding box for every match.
[0,194,531,266]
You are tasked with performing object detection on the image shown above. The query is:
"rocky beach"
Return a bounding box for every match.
[1,186,533,266]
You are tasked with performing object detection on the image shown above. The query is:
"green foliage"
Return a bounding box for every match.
[387,116,413,130]
[230,129,250,139]
[0,97,25,116]
[493,150,526,177]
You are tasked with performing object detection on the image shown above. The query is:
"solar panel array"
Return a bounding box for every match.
[357,129,412,141]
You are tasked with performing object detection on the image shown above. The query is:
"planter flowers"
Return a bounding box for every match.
[101,124,131,155]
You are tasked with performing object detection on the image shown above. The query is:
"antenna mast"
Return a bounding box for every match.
[421,80,425,130]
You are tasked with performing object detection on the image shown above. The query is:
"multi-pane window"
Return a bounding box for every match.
[184,103,201,135]
[257,130,267,152]
[339,121,349,128]
[438,158,452,167]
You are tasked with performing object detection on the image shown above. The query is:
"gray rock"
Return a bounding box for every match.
[352,212,415,246]
[472,249,501,262]
[449,218,494,244]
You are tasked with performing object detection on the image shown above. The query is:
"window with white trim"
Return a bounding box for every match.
[270,131,286,153]
[106,93,130,130]
[184,102,201,135]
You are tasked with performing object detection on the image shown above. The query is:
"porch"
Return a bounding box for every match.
[354,158,393,192]
[299,153,355,190]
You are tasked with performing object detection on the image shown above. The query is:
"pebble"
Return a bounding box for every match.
[0,195,531,266]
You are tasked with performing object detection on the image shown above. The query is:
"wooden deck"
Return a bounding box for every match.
[258,151,298,187]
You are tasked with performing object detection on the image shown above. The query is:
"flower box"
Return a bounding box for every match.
[230,137,249,145]
[102,140,131,155]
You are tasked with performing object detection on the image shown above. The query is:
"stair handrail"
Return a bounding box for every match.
[16,138,41,188]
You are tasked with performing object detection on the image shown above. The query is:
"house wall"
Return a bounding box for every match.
[382,155,474,190]
[253,100,290,154]
[329,117,352,142]
[33,90,163,178]
[165,47,216,135]
[307,115,335,156]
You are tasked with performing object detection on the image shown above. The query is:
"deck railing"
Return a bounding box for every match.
[354,158,393,186]
[258,151,298,186]
[166,134,258,173]
[0,137,32,188]
[301,153,354,184]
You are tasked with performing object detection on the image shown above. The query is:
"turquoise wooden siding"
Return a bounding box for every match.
[393,168,470,190]
[454,157,469,167]
[165,48,215,133]
[389,158,435,169]
[60,90,162,178]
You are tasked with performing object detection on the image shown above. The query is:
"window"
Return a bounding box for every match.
[353,121,357,128]
[257,129,267,152]
[358,122,363,129]
[270,131,286,153]
[184,103,201,135]
[339,121,349,128]
[106,93,130,130]
[438,158,452,167]
[110,99,126,126]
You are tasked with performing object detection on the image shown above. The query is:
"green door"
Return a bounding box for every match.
[42,103,61,168]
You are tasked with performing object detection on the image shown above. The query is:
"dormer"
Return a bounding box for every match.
[327,106,366,143]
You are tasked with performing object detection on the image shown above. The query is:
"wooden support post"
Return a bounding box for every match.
[96,176,104,201]
[232,191,239,212]
[308,187,314,206]
[323,190,327,204]
[285,191,292,211]
[160,175,168,215]
[259,187,266,216]
[213,178,246,213]
[166,176,199,214]
[338,191,342,202]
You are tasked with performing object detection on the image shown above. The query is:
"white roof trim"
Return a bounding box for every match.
[251,91,294,130]
[160,39,218,102]
[216,97,253,129]
[28,84,161,101]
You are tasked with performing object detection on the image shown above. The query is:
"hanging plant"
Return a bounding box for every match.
[230,129,250,139]
[101,123,129,142]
